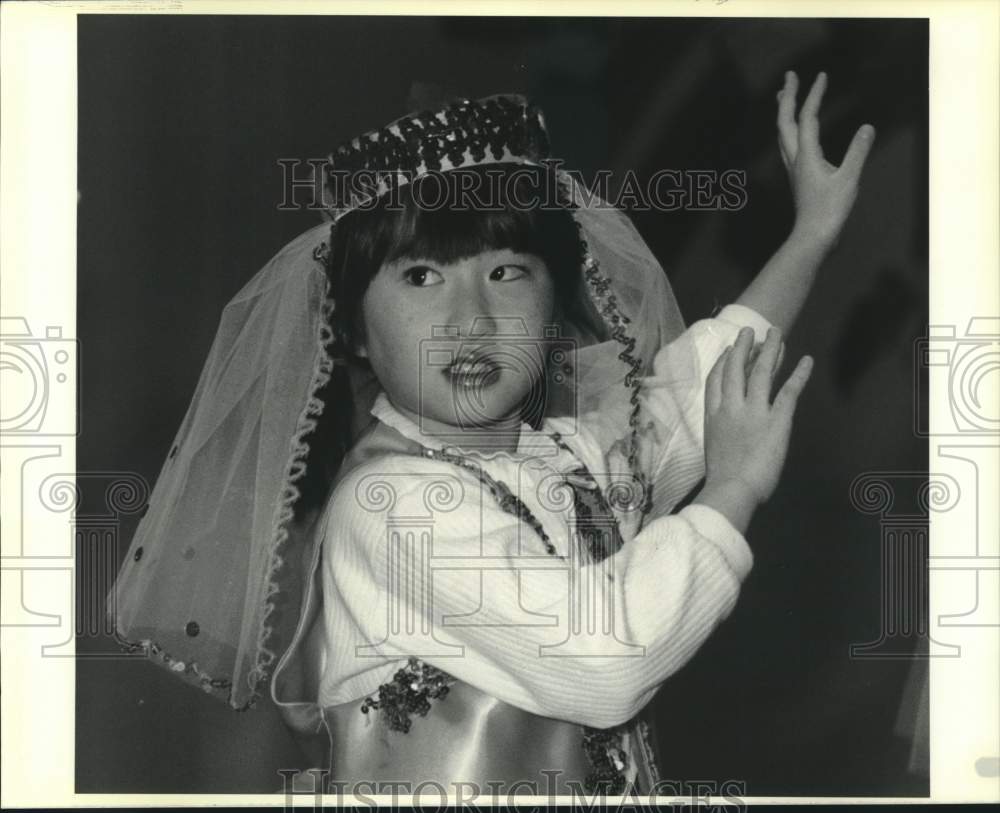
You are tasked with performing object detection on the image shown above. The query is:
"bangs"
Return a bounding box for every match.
[360,164,578,270]
[382,199,555,267]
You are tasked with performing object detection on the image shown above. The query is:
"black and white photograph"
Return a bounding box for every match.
[1,1,997,808]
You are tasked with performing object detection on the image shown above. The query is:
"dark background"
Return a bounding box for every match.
[77,15,929,796]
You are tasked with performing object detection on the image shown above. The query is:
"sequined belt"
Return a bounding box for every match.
[319,674,659,796]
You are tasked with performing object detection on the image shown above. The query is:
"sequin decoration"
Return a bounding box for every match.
[577,242,652,520]
[323,95,550,219]
[360,657,456,734]
[582,725,631,795]
[555,462,625,563]
[111,629,240,703]
[423,445,561,558]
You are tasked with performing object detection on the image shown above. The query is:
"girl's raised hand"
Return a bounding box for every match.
[704,326,813,506]
[777,71,876,251]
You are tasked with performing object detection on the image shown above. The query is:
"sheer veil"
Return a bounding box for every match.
[107,94,697,711]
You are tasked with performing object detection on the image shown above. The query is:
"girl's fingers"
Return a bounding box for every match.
[723,327,755,402]
[776,71,799,165]
[706,348,728,413]
[797,71,827,160]
[773,355,814,419]
[748,328,783,403]
[838,123,876,183]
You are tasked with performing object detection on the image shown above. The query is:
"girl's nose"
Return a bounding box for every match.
[468,313,500,338]
[447,273,498,338]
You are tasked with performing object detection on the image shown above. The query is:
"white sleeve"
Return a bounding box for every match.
[634,304,774,507]
[325,456,754,730]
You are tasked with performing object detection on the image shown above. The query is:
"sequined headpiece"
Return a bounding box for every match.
[321,93,551,220]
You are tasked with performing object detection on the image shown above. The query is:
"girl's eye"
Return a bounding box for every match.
[489,265,528,282]
[403,266,443,287]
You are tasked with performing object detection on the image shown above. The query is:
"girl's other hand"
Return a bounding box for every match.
[704,325,813,506]
[777,71,876,251]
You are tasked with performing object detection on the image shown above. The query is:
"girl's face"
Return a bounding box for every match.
[357,248,557,443]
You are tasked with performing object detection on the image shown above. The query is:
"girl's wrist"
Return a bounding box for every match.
[694,477,763,536]
[788,218,839,255]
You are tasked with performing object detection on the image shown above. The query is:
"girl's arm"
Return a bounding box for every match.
[735,71,875,335]
[323,458,754,730]
[733,230,827,337]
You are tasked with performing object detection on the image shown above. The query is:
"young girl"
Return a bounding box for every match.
[109,74,873,797]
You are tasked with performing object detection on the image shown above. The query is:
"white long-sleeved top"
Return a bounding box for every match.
[315,304,773,729]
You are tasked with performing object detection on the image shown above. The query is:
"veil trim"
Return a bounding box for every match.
[247,270,338,708]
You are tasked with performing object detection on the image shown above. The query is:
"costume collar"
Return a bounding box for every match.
[369,391,566,462]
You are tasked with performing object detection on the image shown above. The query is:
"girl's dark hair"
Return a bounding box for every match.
[325,164,588,355]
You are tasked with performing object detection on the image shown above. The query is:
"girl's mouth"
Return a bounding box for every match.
[443,358,502,388]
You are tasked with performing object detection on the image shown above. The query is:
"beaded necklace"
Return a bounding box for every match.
[418,430,627,555]
[359,431,633,794]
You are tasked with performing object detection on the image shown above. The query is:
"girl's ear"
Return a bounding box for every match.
[354,342,369,359]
